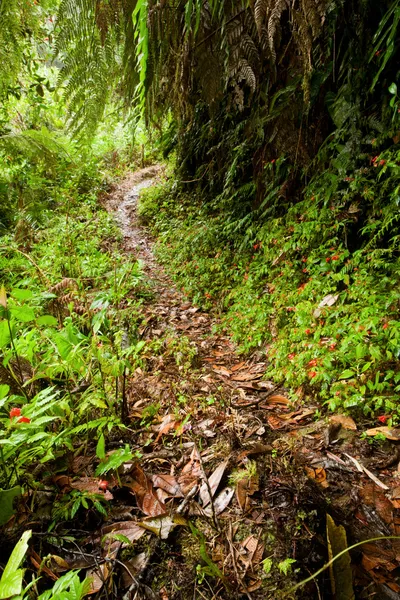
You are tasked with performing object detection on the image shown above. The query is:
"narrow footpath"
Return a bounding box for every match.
[99,169,400,600]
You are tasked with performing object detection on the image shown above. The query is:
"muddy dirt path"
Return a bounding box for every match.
[103,170,400,600]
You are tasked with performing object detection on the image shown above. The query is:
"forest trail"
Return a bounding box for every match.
[98,169,400,599]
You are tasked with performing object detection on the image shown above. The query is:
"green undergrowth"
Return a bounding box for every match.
[0,163,150,508]
[139,146,400,418]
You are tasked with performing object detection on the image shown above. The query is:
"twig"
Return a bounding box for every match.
[177,483,199,514]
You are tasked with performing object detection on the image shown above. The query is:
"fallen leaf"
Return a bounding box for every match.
[101,521,146,556]
[231,362,246,372]
[87,563,109,595]
[199,459,229,507]
[138,514,187,539]
[264,395,290,406]
[125,465,167,516]
[231,372,262,382]
[212,365,232,377]
[121,553,148,587]
[365,426,400,441]
[178,447,202,495]
[154,414,178,444]
[203,487,234,516]
[70,477,113,500]
[151,474,183,497]
[236,472,259,511]
[329,414,357,431]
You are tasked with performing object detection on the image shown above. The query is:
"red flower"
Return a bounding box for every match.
[271,159,276,164]
[205,292,212,299]
[377,415,389,424]
[298,283,306,292]
[326,257,331,263]
[302,268,309,273]
[329,344,336,350]
[288,353,295,360]
[287,307,296,312]
[9,407,21,419]
[379,159,386,166]
[308,371,317,378]
[305,329,312,335]
[18,417,30,424]
[301,257,307,263]
[383,322,389,330]
[308,359,318,367]
[331,255,340,261]
[98,480,108,491]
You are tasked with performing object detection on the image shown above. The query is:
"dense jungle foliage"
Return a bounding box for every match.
[1,0,400,598]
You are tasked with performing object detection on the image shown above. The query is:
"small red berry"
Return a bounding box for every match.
[9,408,21,418]
[305,329,312,335]
[383,323,389,330]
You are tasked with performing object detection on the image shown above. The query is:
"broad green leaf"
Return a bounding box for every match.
[37,315,58,326]
[96,433,106,460]
[0,486,22,526]
[339,369,355,380]
[11,289,33,301]
[0,530,31,598]
[9,305,35,323]
[0,385,10,400]
[0,321,10,348]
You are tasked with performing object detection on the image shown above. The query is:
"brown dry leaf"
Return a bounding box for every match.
[231,362,247,372]
[178,447,202,495]
[329,414,357,431]
[231,372,261,382]
[126,465,167,517]
[267,415,286,430]
[246,579,262,592]
[236,473,259,511]
[239,536,264,574]
[212,365,232,377]
[365,426,400,441]
[29,550,58,581]
[203,487,234,517]
[329,415,357,431]
[86,563,109,595]
[121,553,148,588]
[101,521,146,556]
[237,444,272,462]
[264,394,290,406]
[70,477,113,500]
[199,459,229,507]
[154,414,178,444]
[151,474,183,497]
[138,514,187,540]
